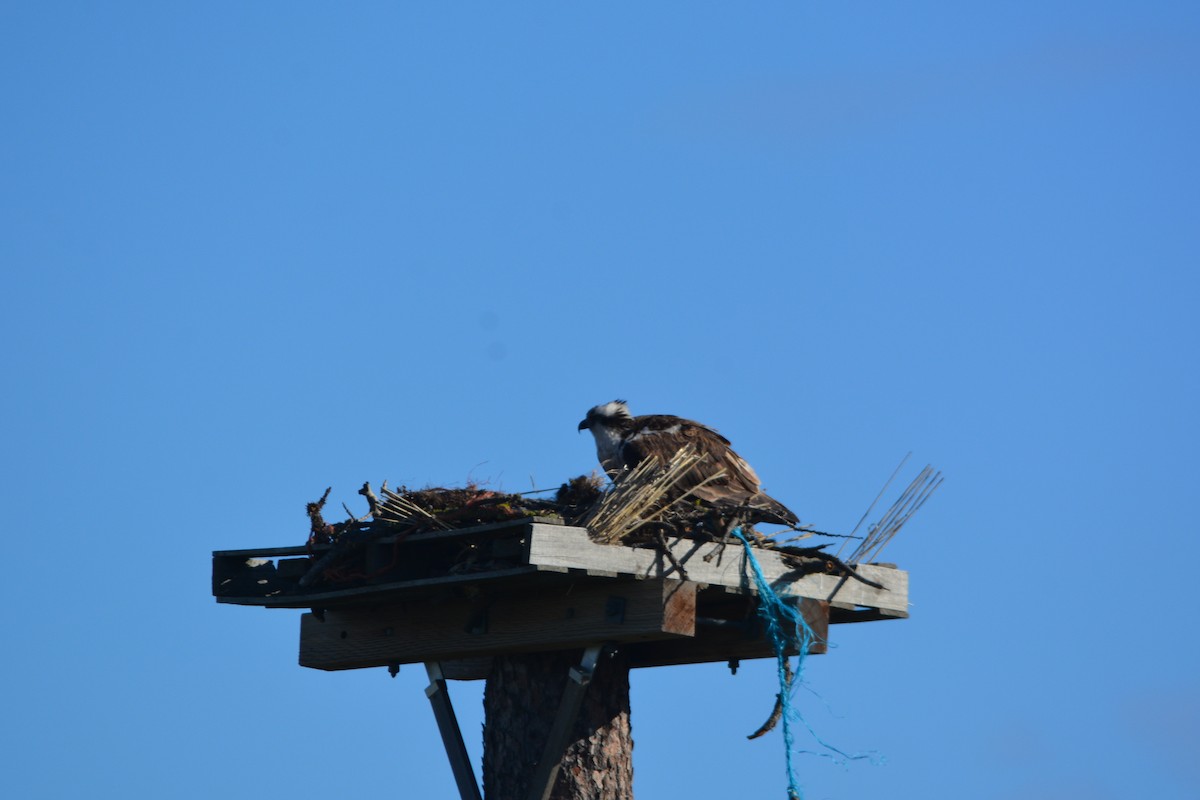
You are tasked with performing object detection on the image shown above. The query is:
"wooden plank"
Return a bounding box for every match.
[662,579,697,635]
[276,558,311,578]
[213,545,317,559]
[435,597,828,679]
[212,518,562,560]
[400,517,558,544]
[525,525,908,615]
[212,557,283,598]
[829,606,909,624]
[299,579,696,671]
[628,598,829,668]
[217,565,545,608]
[213,520,558,606]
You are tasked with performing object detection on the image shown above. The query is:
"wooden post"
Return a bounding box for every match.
[483,649,633,800]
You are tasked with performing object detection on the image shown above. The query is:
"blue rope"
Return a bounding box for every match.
[731,527,813,799]
[732,528,877,798]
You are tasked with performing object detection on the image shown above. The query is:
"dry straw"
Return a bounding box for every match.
[583,445,726,543]
[847,463,943,565]
[376,486,451,530]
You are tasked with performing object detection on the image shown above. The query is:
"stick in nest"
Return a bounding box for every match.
[307,487,333,546]
[846,465,943,565]
[376,486,452,530]
[358,480,386,518]
[622,520,689,580]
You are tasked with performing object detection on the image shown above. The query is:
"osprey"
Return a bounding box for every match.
[577,400,799,526]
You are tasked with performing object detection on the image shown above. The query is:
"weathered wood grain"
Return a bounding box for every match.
[436,597,829,680]
[299,579,696,671]
[525,525,908,615]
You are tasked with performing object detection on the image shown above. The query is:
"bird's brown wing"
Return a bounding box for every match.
[619,415,798,525]
[620,415,755,499]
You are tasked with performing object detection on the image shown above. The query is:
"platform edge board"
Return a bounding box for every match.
[213,522,908,617]
[525,525,908,615]
[215,565,546,608]
[434,597,830,680]
[212,517,564,560]
[213,544,315,559]
[829,607,910,624]
[298,579,697,671]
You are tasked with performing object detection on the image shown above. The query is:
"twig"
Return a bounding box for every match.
[359,481,382,517]
[836,453,910,560]
[629,521,688,580]
[748,659,794,739]
[306,487,333,546]
[703,514,744,564]
[778,548,885,590]
[377,486,451,530]
[775,528,861,543]
[848,466,943,564]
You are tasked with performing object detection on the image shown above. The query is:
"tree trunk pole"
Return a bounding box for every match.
[482,650,633,800]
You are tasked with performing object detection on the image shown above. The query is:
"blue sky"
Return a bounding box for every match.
[2,3,1198,798]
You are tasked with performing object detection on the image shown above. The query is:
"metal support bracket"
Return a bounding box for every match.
[424,661,483,800]
[526,644,606,800]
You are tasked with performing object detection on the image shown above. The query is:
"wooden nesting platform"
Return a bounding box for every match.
[212,519,907,678]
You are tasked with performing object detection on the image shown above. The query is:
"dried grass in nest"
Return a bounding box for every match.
[375,485,538,531]
[582,445,729,544]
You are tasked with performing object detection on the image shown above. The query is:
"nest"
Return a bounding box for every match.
[300,475,610,588]
[303,450,798,589]
[301,448,937,594]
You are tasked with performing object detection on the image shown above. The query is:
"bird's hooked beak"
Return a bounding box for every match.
[577,418,590,432]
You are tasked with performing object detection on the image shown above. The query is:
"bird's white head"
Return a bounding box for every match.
[578,400,633,476]
[577,399,633,433]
